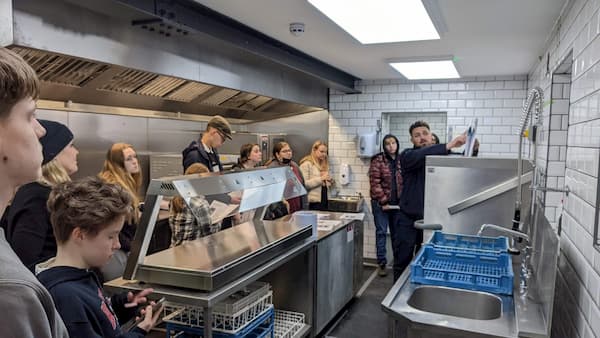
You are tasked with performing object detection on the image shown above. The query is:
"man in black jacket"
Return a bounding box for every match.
[392,121,471,281]
[182,115,232,173]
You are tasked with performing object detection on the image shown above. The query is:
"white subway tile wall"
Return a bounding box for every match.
[528,0,600,336]
[329,76,528,261]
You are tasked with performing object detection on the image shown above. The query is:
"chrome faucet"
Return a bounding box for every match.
[477,223,529,242]
[478,223,531,294]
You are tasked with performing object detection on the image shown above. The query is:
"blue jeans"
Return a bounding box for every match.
[371,200,390,266]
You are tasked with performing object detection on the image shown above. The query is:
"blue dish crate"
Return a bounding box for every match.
[428,231,509,254]
[410,246,513,295]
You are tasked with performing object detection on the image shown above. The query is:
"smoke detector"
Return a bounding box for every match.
[289,22,305,36]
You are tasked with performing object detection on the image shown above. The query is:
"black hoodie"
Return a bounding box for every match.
[37,266,146,338]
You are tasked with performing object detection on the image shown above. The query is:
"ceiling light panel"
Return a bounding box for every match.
[389,60,460,80]
[308,0,440,44]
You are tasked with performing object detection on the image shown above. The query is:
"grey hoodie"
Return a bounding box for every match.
[0,229,69,338]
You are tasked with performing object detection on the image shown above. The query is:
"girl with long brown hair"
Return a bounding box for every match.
[98,142,142,281]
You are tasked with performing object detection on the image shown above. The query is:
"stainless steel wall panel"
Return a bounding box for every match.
[246,110,329,163]
[68,112,148,151]
[147,119,205,153]
[147,131,200,153]
[147,118,205,131]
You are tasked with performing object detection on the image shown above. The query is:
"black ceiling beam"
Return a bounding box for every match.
[116,0,359,93]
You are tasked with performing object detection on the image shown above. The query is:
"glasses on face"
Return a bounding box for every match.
[216,131,226,143]
[280,149,292,153]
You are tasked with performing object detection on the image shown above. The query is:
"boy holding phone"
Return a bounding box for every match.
[37,176,161,337]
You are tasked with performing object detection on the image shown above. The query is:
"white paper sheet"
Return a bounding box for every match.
[340,213,366,221]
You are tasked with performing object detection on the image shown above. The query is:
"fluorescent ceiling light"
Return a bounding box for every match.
[389,60,460,80]
[307,0,440,44]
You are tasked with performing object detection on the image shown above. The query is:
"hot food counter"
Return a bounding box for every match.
[104,167,363,338]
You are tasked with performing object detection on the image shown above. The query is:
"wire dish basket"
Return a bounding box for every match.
[164,306,274,338]
[273,310,305,338]
[428,231,509,254]
[163,282,273,334]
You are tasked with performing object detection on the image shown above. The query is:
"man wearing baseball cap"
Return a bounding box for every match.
[182,115,232,173]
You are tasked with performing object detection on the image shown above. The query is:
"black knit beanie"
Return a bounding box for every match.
[39,120,74,165]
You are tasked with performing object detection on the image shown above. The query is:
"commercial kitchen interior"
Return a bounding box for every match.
[3,0,600,337]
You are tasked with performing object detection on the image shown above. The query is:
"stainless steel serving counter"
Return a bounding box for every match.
[132,218,313,291]
[106,210,365,338]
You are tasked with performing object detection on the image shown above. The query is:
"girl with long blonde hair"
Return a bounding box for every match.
[6,120,79,270]
[299,140,332,210]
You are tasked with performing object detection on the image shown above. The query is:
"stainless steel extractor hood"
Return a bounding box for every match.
[2,0,359,122]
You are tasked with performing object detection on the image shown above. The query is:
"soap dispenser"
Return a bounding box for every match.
[339,163,350,185]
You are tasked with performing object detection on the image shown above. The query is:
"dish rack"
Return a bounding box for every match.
[273,310,305,338]
[162,282,274,337]
[410,245,513,295]
[428,231,509,253]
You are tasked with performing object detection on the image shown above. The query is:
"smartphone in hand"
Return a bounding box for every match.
[121,297,166,332]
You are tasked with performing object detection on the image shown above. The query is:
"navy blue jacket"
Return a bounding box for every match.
[182,140,222,173]
[38,266,147,338]
[399,144,449,217]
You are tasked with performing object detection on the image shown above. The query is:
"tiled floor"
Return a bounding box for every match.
[322,266,394,338]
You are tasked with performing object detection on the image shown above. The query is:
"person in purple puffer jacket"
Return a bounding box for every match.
[368,134,402,277]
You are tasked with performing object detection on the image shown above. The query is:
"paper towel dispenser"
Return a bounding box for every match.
[357,133,378,158]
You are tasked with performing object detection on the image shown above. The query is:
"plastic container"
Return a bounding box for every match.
[428,231,509,254]
[293,211,318,238]
[410,246,513,295]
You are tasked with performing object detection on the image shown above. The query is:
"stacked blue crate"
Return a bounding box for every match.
[410,231,513,295]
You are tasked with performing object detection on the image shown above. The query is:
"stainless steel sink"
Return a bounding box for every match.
[382,269,517,338]
[327,195,363,213]
[407,286,502,320]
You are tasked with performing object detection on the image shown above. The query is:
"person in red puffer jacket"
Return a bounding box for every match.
[368,134,402,277]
